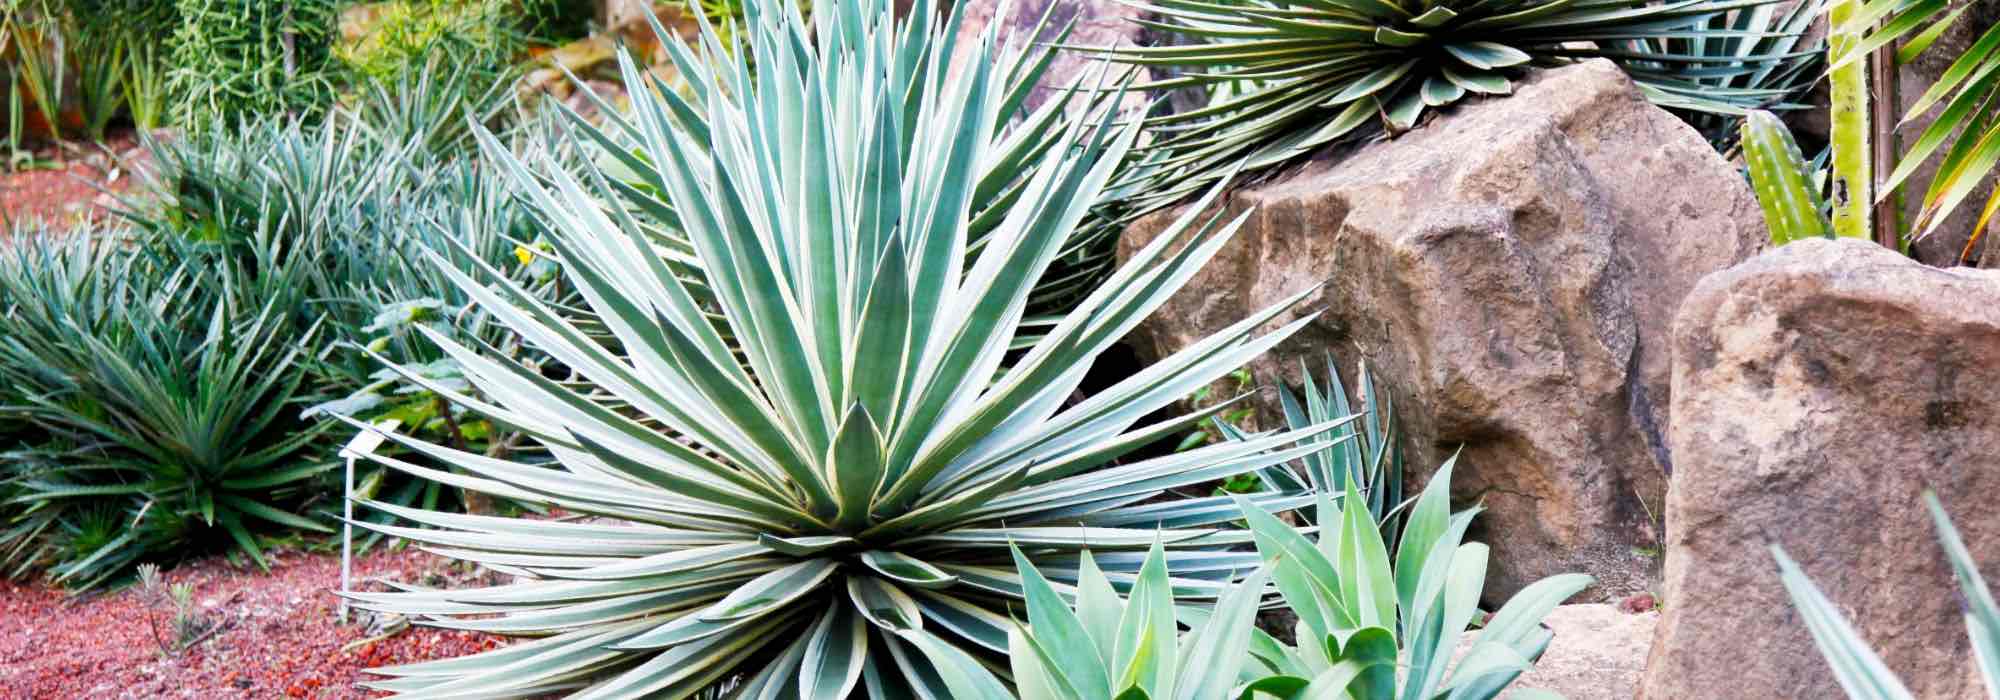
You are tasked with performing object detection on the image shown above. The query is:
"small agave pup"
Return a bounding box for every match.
[907,543,1274,700]
[339,0,1339,696]
[1237,464,1592,698]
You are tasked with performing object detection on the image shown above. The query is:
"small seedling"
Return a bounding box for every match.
[136,564,216,654]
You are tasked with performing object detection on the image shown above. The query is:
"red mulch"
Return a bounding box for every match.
[0,547,510,699]
[0,131,149,230]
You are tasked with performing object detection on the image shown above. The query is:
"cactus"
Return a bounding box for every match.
[1742,111,1834,244]
[1826,0,1874,240]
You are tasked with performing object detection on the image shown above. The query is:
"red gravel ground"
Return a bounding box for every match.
[0,131,148,230]
[0,547,509,699]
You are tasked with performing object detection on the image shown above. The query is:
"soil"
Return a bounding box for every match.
[0,546,508,699]
[0,131,151,232]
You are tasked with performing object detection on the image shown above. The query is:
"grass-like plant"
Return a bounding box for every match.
[1106,0,1806,207]
[1237,465,1592,698]
[338,0,1333,695]
[1775,492,2000,699]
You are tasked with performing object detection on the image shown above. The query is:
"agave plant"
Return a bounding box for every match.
[567,0,1136,321]
[1236,463,1593,698]
[0,232,335,589]
[905,543,1273,700]
[1106,0,1802,207]
[1219,357,1403,541]
[340,0,1332,696]
[1775,492,2000,700]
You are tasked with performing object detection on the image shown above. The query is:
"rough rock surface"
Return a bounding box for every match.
[949,0,1149,114]
[1640,238,2000,699]
[1457,604,1656,699]
[1118,59,1767,600]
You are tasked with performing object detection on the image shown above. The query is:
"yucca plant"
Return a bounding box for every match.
[1106,0,1803,207]
[338,0,1336,695]
[1625,0,1826,149]
[904,542,1274,700]
[1775,491,2000,699]
[1236,463,1593,698]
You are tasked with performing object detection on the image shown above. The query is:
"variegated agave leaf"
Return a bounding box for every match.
[904,542,1273,700]
[560,0,1142,327]
[1774,491,2000,700]
[340,0,1333,696]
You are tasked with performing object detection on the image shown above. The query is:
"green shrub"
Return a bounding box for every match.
[333,0,522,89]
[338,0,1332,695]
[168,0,340,128]
[520,0,596,43]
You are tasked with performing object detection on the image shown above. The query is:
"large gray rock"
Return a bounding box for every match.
[1640,238,2000,699]
[1118,59,1767,600]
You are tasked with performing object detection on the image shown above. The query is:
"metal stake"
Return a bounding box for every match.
[337,419,399,625]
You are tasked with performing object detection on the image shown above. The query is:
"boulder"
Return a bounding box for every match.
[1639,238,2000,699]
[1118,59,1767,600]
[1457,604,1657,699]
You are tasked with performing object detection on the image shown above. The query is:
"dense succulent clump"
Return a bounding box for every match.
[1109,0,1816,208]
[0,231,334,590]
[339,0,1337,696]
